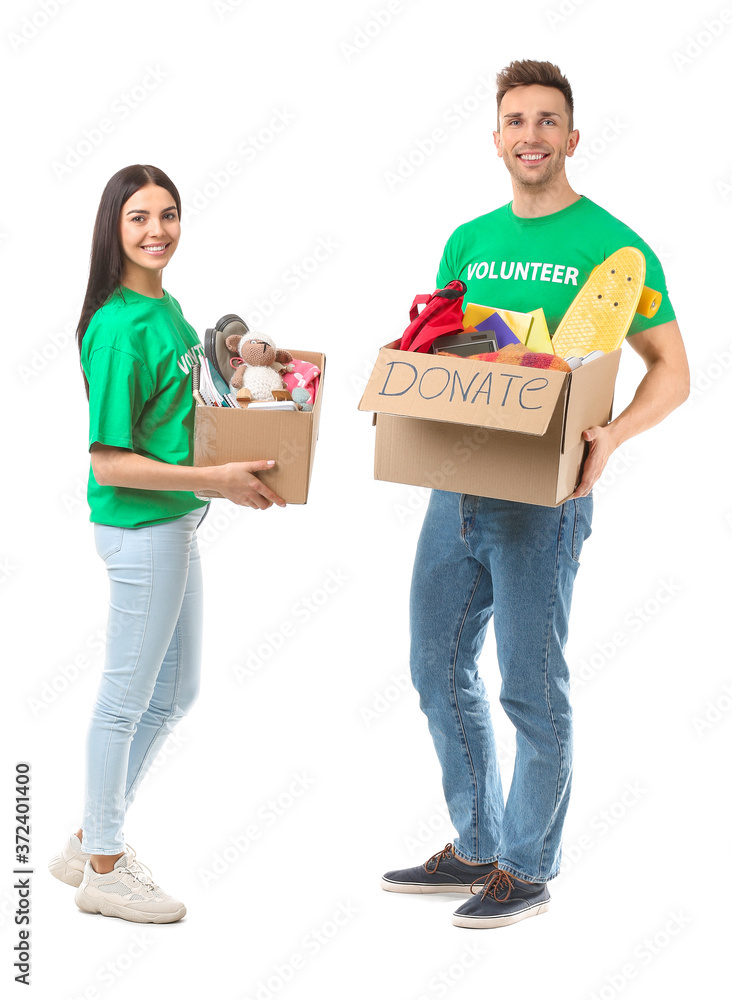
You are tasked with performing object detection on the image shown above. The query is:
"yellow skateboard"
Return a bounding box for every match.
[552,247,662,357]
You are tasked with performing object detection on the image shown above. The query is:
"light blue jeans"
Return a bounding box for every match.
[409,490,593,883]
[81,508,206,854]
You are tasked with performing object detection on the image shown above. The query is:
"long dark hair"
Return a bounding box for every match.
[76,164,182,394]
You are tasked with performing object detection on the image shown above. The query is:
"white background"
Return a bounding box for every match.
[2,0,731,997]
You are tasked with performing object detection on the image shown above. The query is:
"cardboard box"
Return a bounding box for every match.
[358,341,620,507]
[193,350,325,504]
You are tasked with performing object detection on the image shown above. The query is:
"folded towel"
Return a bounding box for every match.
[438,342,572,372]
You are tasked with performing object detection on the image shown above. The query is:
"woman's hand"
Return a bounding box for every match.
[215,460,286,509]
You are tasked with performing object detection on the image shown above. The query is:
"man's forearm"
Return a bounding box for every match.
[605,356,690,451]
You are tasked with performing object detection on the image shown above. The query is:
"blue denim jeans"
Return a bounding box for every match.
[81,508,206,854]
[409,490,592,883]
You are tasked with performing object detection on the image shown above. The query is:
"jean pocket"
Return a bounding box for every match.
[571,496,593,562]
[94,525,124,561]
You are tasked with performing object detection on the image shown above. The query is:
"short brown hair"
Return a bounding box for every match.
[495,60,574,130]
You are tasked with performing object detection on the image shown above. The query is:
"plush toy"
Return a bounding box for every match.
[225,331,295,404]
[291,388,313,412]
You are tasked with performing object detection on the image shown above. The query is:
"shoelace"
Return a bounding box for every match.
[424,843,455,874]
[470,869,514,901]
[120,855,160,892]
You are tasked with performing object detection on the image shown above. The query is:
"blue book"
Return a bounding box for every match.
[475,312,521,349]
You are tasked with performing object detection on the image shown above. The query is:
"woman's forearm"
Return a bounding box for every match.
[91,445,223,491]
[90,444,284,509]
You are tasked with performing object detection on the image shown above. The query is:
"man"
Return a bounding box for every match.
[381,60,689,929]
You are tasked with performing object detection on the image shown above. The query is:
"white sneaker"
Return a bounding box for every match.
[74,853,186,923]
[48,833,90,887]
[48,835,137,888]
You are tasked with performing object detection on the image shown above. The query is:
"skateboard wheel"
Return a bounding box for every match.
[636,285,662,318]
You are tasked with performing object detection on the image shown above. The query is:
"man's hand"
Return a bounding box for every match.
[569,424,617,498]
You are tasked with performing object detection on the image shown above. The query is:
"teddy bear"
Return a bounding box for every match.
[225,331,296,405]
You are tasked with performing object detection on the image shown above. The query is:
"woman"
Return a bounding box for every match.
[48,164,284,923]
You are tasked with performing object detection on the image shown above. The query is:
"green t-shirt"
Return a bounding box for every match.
[81,285,208,528]
[436,196,675,336]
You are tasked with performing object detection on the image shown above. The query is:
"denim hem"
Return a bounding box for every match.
[81,845,126,855]
[497,861,559,885]
[454,847,499,865]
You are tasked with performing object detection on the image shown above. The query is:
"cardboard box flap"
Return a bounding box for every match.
[561,349,621,453]
[358,346,569,436]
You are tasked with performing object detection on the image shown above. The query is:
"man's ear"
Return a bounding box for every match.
[566,128,580,158]
[493,129,502,158]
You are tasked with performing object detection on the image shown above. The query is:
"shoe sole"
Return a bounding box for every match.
[75,888,186,924]
[452,899,550,928]
[48,855,85,888]
[381,877,473,894]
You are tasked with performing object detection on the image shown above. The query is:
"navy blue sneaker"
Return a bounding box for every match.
[381,843,497,894]
[452,869,550,927]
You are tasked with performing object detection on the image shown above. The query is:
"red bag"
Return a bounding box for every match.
[399,280,467,353]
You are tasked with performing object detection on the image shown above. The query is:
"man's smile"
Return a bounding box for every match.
[516,152,550,163]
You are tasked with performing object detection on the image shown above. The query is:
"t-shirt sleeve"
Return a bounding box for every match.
[626,239,676,337]
[86,346,154,451]
[436,232,459,288]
